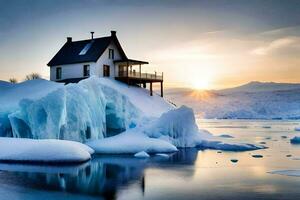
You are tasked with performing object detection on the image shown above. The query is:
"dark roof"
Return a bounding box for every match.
[47,35,127,66]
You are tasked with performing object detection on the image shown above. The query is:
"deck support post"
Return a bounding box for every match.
[150,82,153,96]
[139,64,141,79]
[126,61,129,85]
[160,81,163,97]
[143,82,146,88]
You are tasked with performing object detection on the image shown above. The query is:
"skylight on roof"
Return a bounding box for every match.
[79,42,93,55]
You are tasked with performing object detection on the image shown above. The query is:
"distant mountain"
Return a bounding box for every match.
[165,81,300,119]
[218,81,300,94]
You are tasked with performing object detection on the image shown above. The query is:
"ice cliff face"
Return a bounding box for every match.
[0,77,142,142]
[145,106,210,147]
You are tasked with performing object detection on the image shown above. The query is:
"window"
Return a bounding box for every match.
[79,42,93,55]
[56,67,62,80]
[109,49,114,59]
[83,65,90,77]
[103,65,110,77]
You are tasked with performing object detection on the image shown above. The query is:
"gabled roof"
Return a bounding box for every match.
[47,33,127,66]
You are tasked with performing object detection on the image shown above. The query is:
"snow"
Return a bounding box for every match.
[86,129,178,154]
[0,137,93,163]
[166,81,300,119]
[0,79,63,109]
[97,78,173,117]
[269,170,300,177]
[134,151,150,158]
[290,136,300,144]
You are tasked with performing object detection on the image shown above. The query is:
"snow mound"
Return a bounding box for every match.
[290,136,300,144]
[0,137,92,163]
[0,80,13,90]
[86,129,178,154]
[134,151,150,158]
[269,170,300,177]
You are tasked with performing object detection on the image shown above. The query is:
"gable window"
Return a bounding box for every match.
[83,65,90,77]
[103,65,110,77]
[56,67,62,80]
[109,49,114,59]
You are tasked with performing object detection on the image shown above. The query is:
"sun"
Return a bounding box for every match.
[191,79,211,90]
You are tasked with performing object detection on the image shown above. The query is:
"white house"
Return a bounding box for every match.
[48,31,163,96]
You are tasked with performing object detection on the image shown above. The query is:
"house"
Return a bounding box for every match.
[47,31,163,97]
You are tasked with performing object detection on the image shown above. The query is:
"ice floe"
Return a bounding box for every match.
[0,137,93,163]
[134,151,150,158]
[269,170,300,177]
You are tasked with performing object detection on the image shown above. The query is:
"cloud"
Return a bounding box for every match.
[251,37,298,55]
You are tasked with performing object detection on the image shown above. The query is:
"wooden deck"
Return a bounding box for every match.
[115,71,164,97]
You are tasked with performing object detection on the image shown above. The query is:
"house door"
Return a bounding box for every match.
[103,65,110,77]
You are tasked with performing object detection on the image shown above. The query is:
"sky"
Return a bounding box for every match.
[0,0,300,89]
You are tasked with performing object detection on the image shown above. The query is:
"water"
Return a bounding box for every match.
[0,119,300,200]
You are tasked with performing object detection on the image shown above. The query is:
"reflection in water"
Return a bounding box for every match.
[0,149,198,200]
[2,120,300,200]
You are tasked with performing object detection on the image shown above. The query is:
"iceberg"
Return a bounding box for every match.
[0,77,264,156]
[0,77,154,142]
[144,105,210,147]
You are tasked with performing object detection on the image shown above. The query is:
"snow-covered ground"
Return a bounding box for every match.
[0,137,93,163]
[0,77,264,162]
[166,81,300,119]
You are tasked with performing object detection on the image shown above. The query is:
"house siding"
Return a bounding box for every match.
[94,42,121,78]
[50,62,95,81]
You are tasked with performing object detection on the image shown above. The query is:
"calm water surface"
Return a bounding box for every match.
[0,119,300,200]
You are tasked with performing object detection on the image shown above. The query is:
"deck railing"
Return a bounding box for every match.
[117,71,163,81]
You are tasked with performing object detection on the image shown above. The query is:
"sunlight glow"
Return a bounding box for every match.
[191,79,211,90]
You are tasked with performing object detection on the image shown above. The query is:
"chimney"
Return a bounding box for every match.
[111,30,116,37]
[90,31,94,39]
[67,37,72,43]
